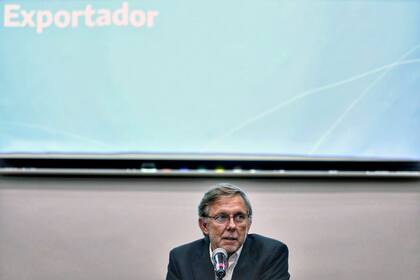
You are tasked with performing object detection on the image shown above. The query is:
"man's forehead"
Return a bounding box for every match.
[209,195,247,213]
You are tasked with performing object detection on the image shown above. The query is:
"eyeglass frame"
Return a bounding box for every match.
[202,212,252,225]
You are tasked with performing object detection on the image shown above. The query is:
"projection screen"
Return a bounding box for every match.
[1,0,419,176]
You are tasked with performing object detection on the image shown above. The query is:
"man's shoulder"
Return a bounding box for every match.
[170,238,207,257]
[246,233,288,253]
[243,234,290,279]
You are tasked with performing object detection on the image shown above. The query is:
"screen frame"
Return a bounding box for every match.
[1,154,419,178]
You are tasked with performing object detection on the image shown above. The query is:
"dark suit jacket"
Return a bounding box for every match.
[166,234,290,280]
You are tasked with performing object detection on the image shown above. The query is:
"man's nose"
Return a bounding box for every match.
[226,216,237,230]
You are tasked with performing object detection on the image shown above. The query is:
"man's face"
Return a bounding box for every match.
[199,195,252,254]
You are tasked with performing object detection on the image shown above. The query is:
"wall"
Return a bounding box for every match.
[0,177,419,280]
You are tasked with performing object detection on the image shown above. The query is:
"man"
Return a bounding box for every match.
[166,183,290,280]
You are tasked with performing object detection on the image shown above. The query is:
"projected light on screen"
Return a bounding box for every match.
[0,0,419,162]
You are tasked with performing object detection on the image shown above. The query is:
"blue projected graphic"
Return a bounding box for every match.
[0,0,419,160]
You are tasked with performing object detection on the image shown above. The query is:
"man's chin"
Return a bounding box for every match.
[220,241,239,254]
[224,247,238,254]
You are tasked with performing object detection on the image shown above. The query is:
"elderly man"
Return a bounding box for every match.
[166,183,290,280]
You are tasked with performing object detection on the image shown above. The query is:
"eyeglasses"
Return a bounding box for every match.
[204,213,250,224]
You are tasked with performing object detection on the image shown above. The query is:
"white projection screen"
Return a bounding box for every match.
[1,0,419,176]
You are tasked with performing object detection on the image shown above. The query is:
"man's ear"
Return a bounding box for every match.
[199,217,209,235]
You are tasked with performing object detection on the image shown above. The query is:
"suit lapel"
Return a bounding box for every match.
[192,239,214,280]
[232,236,257,280]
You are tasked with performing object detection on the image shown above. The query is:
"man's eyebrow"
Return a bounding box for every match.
[214,211,246,215]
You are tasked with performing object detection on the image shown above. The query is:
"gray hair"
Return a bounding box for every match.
[198,183,253,218]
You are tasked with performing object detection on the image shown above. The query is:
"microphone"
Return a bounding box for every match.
[212,248,228,279]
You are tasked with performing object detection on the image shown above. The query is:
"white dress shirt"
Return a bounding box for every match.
[209,244,243,280]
